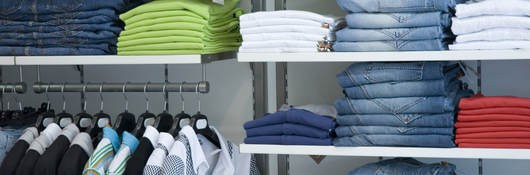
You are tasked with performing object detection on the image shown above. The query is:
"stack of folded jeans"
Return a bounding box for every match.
[117,0,244,55]
[349,158,457,175]
[238,10,345,53]
[333,0,457,52]
[450,0,530,50]
[333,62,474,147]
[0,0,126,56]
[455,95,530,149]
[243,109,335,145]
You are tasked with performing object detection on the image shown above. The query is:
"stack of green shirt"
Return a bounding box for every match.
[117,0,243,55]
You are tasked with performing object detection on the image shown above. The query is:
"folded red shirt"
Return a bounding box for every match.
[459,94,530,110]
[456,131,530,139]
[458,114,530,122]
[456,127,530,134]
[455,121,530,128]
[459,107,530,116]
[455,138,530,144]
[458,143,530,149]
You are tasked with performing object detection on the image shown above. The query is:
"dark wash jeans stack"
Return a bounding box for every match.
[332,0,458,51]
[333,62,474,147]
[349,158,457,175]
[243,109,336,145]
[0,0,128,55]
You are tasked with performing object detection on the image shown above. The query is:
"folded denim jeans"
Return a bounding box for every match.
[335,126,454,137]
[245,123,331,138]
[0,8,118,22]
[349,158,457,175]
[244,109,336,130]
[336,26,452,42]
[0,0,125,16]
[336,0,455,13]
[333,39,448,52]
[0,23,122,34]
[0,31,117,40]
[0,39,117,51]
[345,12,451,29]
[343,79,462,99]
[0,129,24,162]
[0,15,116,27]
[334,134,456,147]
[245,135,332,145]
[0,46,109,56]
[337,62,453,87]
[336,113,455,127]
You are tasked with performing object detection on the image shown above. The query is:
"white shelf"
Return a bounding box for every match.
[240,144,530,160]
[0,56,15,65]
[238,50,530,62]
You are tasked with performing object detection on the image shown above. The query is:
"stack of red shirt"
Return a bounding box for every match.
[455,94,530,149]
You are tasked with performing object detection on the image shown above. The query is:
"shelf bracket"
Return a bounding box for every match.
[477,60,482,94]
[478,158,483,175]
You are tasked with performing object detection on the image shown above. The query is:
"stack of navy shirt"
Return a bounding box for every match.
[244,109,335,145]
[0,0,127,55]
[333,62,474,147]
[332,0,458,51]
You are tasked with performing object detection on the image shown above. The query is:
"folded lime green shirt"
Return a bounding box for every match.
[118,50,202,55]
[118,42,204,51]
[117,36,202,47]
[118,30,203,42]
[124,10,202,26]
[120,22,204,36]
[120,0,240,21]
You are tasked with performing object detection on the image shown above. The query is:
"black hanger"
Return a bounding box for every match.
[113,82,136,134]
[74,84,93,132]
[133,82,156,137]
[173,83,191,136]
[88,83,111,143]
[56,84,73,128]
[154,83,173,132]
[190,83,220,148]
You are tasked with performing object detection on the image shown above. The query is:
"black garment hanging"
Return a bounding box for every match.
[191,112,220,148]
[15,149,40,175]
[173,111,191,136]
[57,144,90,175]
[0,140,31,175]
[33,134,72,175]
[124,136,155,175]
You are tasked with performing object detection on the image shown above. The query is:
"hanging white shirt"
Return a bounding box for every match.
[243,33,326,42]
[161,126,208,175]
[451,16,530,35]
[449,41,530,50]
[239,10,334,25]
[455,28,530,43]
[144,132,174,175]
[455,0,530,19]
[240,25,330,36]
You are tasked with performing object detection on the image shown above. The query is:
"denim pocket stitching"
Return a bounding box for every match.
[378,0,437,12]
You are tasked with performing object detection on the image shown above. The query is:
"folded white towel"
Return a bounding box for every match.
[452,16,530,35]
[240,18,324,29]
[456,28,530,43]
[449,41,530,50]
[238,47,318,53]
[243,32,326,42]
[241,40,317,49]
[240,25,330,36]
[456,0,530,19]
[239,10,334,25]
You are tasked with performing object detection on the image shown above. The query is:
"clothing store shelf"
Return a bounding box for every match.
[237,50,530,62]
[0,56,16,65]
[13,51,236,65]
[240,144,530,160]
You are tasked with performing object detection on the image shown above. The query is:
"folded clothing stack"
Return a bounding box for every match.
[334,62,474,147]
[333,0,457,52]
[455,95,530,149]
[0,0,126,55]
[243,109,336,145]
[450,0,530,50]
[349,158,456,175]
[238,10,345,53]
[117,0,244,55]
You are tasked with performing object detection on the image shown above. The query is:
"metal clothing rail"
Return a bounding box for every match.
[0,83,27,93]
[33,81,209,93]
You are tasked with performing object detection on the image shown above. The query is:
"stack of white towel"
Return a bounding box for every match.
[450,0,530,50]
[238,10,345,53]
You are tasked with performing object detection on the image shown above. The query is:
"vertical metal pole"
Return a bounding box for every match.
[79,65,85,110]
[478,159,483,175]
[0,66,3,110]
[477,60,482,94]
[164,64,169,111]
[251,62,269,175]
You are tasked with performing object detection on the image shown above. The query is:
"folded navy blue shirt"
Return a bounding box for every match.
[245,135,332,145]
[245,123,331,138]
[244,109,336,130]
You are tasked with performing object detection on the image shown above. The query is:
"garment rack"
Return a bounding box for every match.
[32,81,209,93]
[0,83,27,93]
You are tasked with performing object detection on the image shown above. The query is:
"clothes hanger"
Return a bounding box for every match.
[172,82,191,136]
[153,82,174,132]
[0,86,11,123]
[74,84,93,132]
[89,83,112,144]
[190,82,220,148]
[55,83,74,128]
[113,82,136,135]
[133,82,156,137]
[35,83,56,132]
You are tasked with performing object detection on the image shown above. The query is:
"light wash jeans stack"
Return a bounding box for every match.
[0,0,126,55]
[333,62,474,147]
[333,0,458,51]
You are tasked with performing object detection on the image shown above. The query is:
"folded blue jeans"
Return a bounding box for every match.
[0,0,125,16]
[343,79,462,99]
[349,158,457,175]
[336,26,452,42]
[336,0,456,13]
[0,15,116,27]
[336,113,455,127]
[346,12,450,29]
[0,128,24,162]
[0,31,118,40]
[245,123,330,138]
[0,8,118,22]
[245,135,332,145]
[0,46,110,56]
[333,39,448,52]
[335,126,454,137]
[334,135,456,147]
[244,109,336,130]
[337,62,453,87]
[0,39,116,51]
[0,22,122,34]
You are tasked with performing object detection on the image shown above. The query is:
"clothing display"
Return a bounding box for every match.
[334,62,473,147]
[450,0,530,50]
[348,158,457,175]
[83,127,120,175]
[144,132,174,175]
[0,127,38,175]
[33,124,80,175]
[238,10,345,53]
[117,0,244,55]
[107,131,139,175]
[0,127,24,162]
[0,0,126,55]
[125,126,159,175]
[334,0,456,51]
[15,123,62,175]
[455,95,530,149]
[57,133,94,175]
